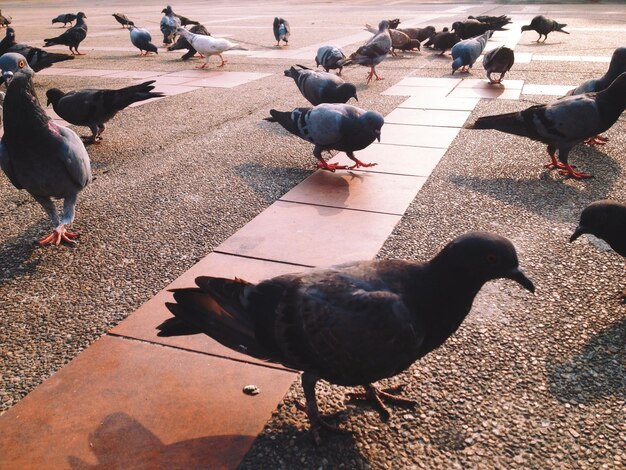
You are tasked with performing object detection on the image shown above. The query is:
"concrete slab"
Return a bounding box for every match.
[385,108,471,128]
[398,96,479,111]
[522,83,574,96]
[380,123,461,149]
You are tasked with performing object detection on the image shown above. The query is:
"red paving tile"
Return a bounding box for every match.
[110,252,305,365]
[215,200,401,267]
[0,335,297,470]
[280,170,426,215]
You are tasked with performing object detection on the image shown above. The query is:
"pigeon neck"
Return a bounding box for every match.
[596,74,626,123]
[3,75,51,141]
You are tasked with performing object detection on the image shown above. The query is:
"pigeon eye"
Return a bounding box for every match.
[18,60,25,68]
[486,253,498,264]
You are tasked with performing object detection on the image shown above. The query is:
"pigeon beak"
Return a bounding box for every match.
[506,267,535,293]
[353,94,358,102]
[374,129,381,142]
[2,71,13,85]
[569,225,587,243]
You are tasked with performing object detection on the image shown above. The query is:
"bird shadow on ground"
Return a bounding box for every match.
[0,221,48,287]
[546,317,626,404]
[67,412,253,470]
[233,162,311,202]
[448,149,621,224]
[240,417,368,469]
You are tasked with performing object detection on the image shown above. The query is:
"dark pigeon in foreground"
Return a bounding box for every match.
[452,19,491,40]
[424,28,460,55]
[52,13,77,27]
[315,45,346,75]
[129,26,158,55]
[112,13,134,29]
[467,72,626,179]
[0,10,11,28]
[0,53,91,245]
[160,6,181,45]
[168,24,210,60]
[451,30,491,73]
[284,64,357,106]
[397,26,435,43]
[570,200,626,258]
[46,81,165,144]
[273,17,290,46]
[468,15,511,31]
[339,20,392,84]
[521,15,569,42]
[44,11,88,55]
[264,103,383,171]
[158,232,534,444]
[0,28,74,79]
[483,45,515,84]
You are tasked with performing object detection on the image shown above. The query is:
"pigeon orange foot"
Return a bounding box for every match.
[346,384,417,420]
[366,67,383,84]
[317,161,349,172]
[348,159,377,169]
[584,135,608,146]
[558,165,593,179]
[38,225,79,246]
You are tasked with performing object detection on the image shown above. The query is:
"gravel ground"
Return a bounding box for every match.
[1,1,625,468]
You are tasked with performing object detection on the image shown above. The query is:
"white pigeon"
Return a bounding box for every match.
[176,28,247,69]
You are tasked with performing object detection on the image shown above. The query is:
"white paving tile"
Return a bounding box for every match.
[380,123,461,149]
[399,96,479,111]
[522,84,574,96]
[456,79,524,90]
[385,108,471,128]
[382,86,451,97]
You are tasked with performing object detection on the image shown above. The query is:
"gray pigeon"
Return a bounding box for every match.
[129,26,158,55]
[284,65,357,106]
[160,6,181,45]
[570,200,626,258]
[482,45,515,84]
[46,81,165,144]
[168,24,210,60]
[157,232,534,444]
[452,19,491,40]
[451,30,491,74]
[43,11,88,55]
[0,28,74,76]
[521,15,569,43]
[273,17,290,46]
[0,53,91,245]
[112,13,134,29]
[338,20,392,84]
[315,45,346,75]
[424,28,460,55]
[264,103,383,171]
[468,72,626,179]
[52,13,77,27]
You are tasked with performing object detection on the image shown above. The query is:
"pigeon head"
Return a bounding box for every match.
[0,53,33,85]
[77,12,87,20]
[338,83,358,103]
[360,111,384,141]
[570,200,624,247]
[607,47,626,75]
[433,232,535,293]
[520,24,531,32]
[377,20,390,32]
[451,57,464,74]
[162,6,173,15]
[388,18,401,29]
[599,71,626,109]
[45,88,64,107]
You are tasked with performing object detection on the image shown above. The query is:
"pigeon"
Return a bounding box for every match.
[157,232,534,444]
[0,10,11,28]
[0,53,91,245]
[160,6,181,45]
[44,11,88,55]
[570,200,626,257]
[338,20,392,84]
[273,17,290,46]
[467,72,626,179]
[0,90,4,126]
[451,19,492,40]
[176,28,246,69]
[129,26,158,56]
[451,30,491,74]
[567,47,626,145]
[482,45,515,84]
[168,24,210,60]
[52,13,77,28]
[169,8,199,27]
[264,103,383,171]
[387,18,401,29]
[315,45,346,75]
[46,81,165,144]
[364,24,419,55]
[424,28,460,55]
[112,13,134,29]
[468,15,511,31]
[284,65,357,106]
[521,15,569,43]
[0,28,74,76]
[396,26,436,43]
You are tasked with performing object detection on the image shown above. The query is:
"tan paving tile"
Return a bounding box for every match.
[398,96,479,111]
[395,77,461,88]
[164,69,221,78]
[328,145,446,177]
[182,72,272,88]
[110,252,304,364]
[0,335,297,470]
[64,68,122,77]
[216,200,401,267]
[457,78,524,90]
[35,67,83,76]
[447,85,521,100]
[382,85,451,97]
[380,123,461,149]
[280,170,426,215]
[385,108,471,128]
[522,84,574,96]
[147,75,200,85]
[104,70,165,79]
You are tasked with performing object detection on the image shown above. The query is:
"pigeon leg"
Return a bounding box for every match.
[345,151,377,169]
[313,147,348,172]
[557,164,593,179]
[544,146,571,170]
[196,59,209,69]
[345,384,417,421]
[218,55,227,67]
[584,135,608,146]
[74,47,85,56]
[86,125,101,144]
[299,372,349,445]
[96,124,105,140]
[32,196,79,246]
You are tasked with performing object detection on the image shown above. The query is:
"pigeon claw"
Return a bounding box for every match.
[583,135,608,146]
[295,401,350,446]
[38,226,79,246]
[317,161,349,172]
[348,159,377,169]
[346,384,417,421]
[557,165,593,179]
